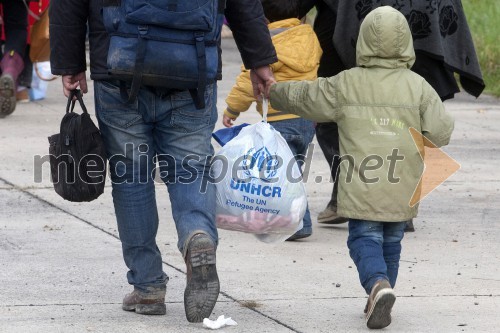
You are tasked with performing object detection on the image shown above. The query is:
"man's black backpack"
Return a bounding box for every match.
[48,90,107,202]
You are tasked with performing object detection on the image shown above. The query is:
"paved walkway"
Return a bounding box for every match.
[0,38,499,332]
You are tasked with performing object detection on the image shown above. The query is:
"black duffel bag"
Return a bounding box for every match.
[48,89,107,202]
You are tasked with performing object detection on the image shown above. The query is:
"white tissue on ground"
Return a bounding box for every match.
[203,315,238,329]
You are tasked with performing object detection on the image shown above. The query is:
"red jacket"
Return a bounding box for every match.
[0,0,49,44]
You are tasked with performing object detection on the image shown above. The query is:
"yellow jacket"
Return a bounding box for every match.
[224,18,322,122]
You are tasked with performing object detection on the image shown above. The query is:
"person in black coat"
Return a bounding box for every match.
[298,0,484,231]
[50,0,277,323]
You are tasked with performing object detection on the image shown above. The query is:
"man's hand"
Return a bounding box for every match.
[265,81,277,100]
[250,65,276,100]
[222,114,235,128]
[62,72,88,97]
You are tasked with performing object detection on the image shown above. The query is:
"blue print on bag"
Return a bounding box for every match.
[229,179,282,198]
[229,146,283,198]
[241,147,280,182]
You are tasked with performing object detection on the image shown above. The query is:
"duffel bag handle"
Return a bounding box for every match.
[261,96,268,123]
[66,89,89,114]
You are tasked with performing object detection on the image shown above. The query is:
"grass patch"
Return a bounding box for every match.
[462,0,500,96]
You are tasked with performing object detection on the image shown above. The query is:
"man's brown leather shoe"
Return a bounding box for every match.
[317,205,348,224]
[122,289,166,315]
[184,233,220,322]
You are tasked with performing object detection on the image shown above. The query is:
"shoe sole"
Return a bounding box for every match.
[366,289,396,329]
[0,75,16,118]
[122,302,166,315]
[184,236,220,323]
[317,216,349,224]
[286,232,312,241]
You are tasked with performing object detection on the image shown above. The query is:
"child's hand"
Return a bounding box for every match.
[265,81,277,100]
[223,114,235,128]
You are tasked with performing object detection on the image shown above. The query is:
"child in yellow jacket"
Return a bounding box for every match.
[222,0,322,240]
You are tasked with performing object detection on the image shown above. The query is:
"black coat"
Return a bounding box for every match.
[296,0,483,99]
[49,0,278,81]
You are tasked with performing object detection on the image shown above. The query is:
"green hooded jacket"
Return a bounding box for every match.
[270,6,455,222]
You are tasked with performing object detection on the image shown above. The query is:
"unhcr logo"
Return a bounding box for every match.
[229,146,283,197]
[239,146,282,183]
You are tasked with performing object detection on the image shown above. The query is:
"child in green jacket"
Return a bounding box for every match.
[269,6,454,329]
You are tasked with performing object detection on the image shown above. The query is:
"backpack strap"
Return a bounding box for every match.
[189,31,207,110]
[121,26,148,103]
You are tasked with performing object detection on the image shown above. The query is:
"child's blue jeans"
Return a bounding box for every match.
[347,219,407,294]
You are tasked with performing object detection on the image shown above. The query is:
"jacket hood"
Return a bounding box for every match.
[269,18,322,73]
[356,6,415,69]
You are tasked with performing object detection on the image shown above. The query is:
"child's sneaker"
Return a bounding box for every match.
[365,279,396,329]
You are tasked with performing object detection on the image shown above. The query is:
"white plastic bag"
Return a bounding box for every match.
[29,61,51,101]
[213,100,307,243]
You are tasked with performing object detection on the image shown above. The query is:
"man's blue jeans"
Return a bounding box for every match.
[94,81,218,294]
[347,219,406,294]
[270,118,315,231]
